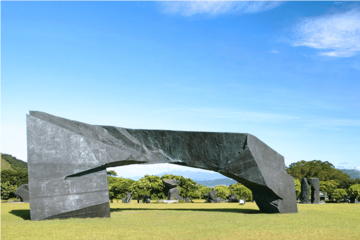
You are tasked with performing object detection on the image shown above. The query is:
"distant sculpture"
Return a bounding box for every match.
[299,178,319,204]
[123,192,132,203]
[227,194,239,203]
[15,184,29,202]
[308,178,320,204]
[142,195,151,203]
[299,178,310,203]
[185,197,192,203]
[204,188,222,203]
[26,111,297,220]
[162,179,183,200]
[349,196,359,203]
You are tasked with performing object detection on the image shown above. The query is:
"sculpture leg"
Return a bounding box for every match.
[27,115,110,220]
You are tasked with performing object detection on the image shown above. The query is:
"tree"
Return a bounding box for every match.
[197,185,211,199]
[229,183,253,201]
[132,175,165,200]
[107,170,117,176]
[107,176,134,202]
[331,189,347,202]
[214,185,230,199]
[348,184,360,200]
[287,160,351,181]
[1,181,18,200]
[319,180,339,197]
[1,170,28,189]
[294,178,301,198]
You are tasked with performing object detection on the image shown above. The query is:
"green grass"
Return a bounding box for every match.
[1,201,359,239]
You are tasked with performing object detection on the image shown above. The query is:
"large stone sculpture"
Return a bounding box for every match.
[308,178,320,204]
[162,179,183,200]
[15,184,30,202]
[299,178,319,204]
[299,178,310,203]
[27,111,297,220]
[204,188,222,203]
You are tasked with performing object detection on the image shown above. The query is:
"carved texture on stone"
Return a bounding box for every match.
[27,111,297,220]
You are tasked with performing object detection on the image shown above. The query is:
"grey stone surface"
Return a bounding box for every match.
[124,192,132,203]
[162,179,183,200]
[27,111,297,220]
[299,178,310,203]
[228,194,239,203]
[15,184,30,202]
[204,189,222,203]
[309,178,320,204]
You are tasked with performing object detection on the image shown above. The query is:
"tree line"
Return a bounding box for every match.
[107,172,253,202]
[288,160,360,202]
[2,158,360,203]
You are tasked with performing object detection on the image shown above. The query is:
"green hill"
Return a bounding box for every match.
[1,153,28,172]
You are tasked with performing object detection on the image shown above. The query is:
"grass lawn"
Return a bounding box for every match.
[1,200,359,239]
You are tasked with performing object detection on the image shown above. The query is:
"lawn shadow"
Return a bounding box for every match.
[10,209,31,220]
[110,207,262,214]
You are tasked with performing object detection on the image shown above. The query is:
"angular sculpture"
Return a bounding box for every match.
[228,194,240,203]
[162,179,183,200]
[15,184,30,202]
[204,188,222,203]
[308,178,320,204]
[27,111,297,220]
[299,178,310,203]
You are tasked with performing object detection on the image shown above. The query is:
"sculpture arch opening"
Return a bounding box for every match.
[27,111,298,221]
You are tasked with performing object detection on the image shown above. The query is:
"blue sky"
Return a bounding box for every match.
[1,1,360,178]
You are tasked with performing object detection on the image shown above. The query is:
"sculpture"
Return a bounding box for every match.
[26,111,297,220]
[123,192,132,203]
[162,179,183,200]
[299,178,310,203]
[15,184,30,202]
[227,194,239,203]
[204,188,222,203]
[308,178,320,204]
[299,178,319,204]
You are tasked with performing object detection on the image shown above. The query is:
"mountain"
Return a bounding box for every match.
[339,169,360,180]
[129,170,229,181]
[1,153,28,172]
[155,170,227,181]
[196,178,237,187]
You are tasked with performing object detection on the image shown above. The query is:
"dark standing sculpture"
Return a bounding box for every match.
[204,188,222,203]
[162,179,183,200]
[308,178,320,204]
[227,194,240,203]
[26,111,297,220]
[15,184,30,202]
[299,178,319,204]
[299,178,310,203]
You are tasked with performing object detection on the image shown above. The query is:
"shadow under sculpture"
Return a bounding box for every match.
[27,111,298,221]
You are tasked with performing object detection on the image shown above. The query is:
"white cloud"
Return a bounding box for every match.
[270,50,280,54]
[340,161,348,165]
[292,9,360,57]
[356,166,360,171]
[160,1,282,17]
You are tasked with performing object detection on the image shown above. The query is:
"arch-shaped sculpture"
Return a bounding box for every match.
[27,111,297,220]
